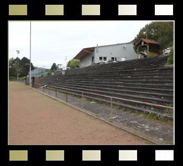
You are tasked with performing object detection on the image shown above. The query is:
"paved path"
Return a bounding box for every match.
[9,82,150,145]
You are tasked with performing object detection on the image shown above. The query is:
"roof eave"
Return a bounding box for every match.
[74,47,95,60]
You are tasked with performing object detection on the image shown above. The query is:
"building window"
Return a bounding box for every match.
[111,57,117,61]
[103,57,107,61]
[99,57,107,61]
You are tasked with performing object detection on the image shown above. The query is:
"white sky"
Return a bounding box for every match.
[9,21,152,69]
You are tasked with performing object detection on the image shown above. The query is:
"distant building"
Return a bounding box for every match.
[73,41,137,68]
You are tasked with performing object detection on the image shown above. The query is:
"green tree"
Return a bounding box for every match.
[9,57,14,68]
[9,68,17,77]
[50,63,57,71]
[19,57,34,77]
[133,21,173,53]
[13,57,21,79]
[67,59,80,68]
[9,57,34,78]
[167,46,173,64]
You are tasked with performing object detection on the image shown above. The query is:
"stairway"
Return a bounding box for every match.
[40,55,174,120]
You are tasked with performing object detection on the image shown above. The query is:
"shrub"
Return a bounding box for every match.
[167,46,173,64]
[9,76,17,81]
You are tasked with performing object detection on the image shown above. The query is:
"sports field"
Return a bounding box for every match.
[8,81,151,145]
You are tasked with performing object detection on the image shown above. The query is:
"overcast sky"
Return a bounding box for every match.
[9,21,152,69]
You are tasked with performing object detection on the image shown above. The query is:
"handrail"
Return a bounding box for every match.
[37,83,173,110]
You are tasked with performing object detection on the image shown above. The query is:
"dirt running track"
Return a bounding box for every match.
[9,82,151,145]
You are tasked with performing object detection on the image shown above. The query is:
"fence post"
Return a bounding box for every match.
[111,97,113,117]
[43,86,44,92]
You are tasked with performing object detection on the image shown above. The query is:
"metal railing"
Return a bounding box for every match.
[37,83,173,117]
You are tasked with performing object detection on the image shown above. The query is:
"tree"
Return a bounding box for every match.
[9,57,35,78]
[67,59,80,68]
[133,21,173,53]
[13,57,21,79]
[50,63,57,71]
[9,67,17,77]
[19,57,34,77]
[9,57,14,68]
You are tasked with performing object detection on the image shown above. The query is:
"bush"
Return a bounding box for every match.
[67,59,80,68]
[167,46,173,64]
[9,76,17,81]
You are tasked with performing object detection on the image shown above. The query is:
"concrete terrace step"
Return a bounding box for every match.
[42,79,173,90]
[61,78,173,84]
[46,86,173,121]
[48,84,172,105]
[62,82,173,94]
[63,70,173,80]
[65,56,169,75]
[62,74,173,80]
[51,83,173,100]
[55,80,173,87]
[40,80,173,94]
[66,67,173,76]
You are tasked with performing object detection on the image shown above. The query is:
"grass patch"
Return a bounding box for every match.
[169,103,173,107]
[9,76,17,81]
[147,112,172,122]
[121,107,127,111]
[169,140,174,145]
[147,112,159,120]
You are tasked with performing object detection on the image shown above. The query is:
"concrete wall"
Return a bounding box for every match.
[79,42,137,68]
[25,77,30,85]
[79,52,94,68]
[33,77,40,88]
[94,43,137,63]
[25,77,40,88]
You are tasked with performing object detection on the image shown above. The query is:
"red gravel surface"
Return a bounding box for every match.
[9,82,151,145]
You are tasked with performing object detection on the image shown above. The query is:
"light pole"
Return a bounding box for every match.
[16,50,20,80]
[29,21,32,87]
[65,56,67,70]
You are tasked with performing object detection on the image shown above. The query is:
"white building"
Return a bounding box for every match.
[73,41,137,68]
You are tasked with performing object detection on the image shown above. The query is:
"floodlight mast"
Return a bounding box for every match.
[29,21,31,87]
[65,56,67,70]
